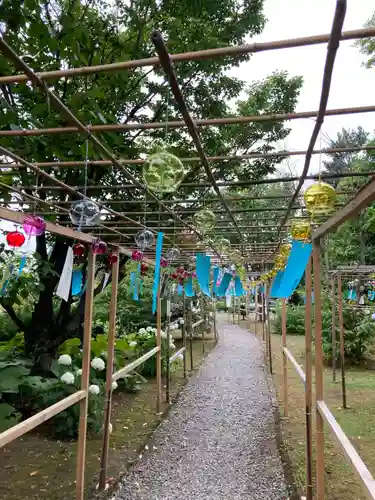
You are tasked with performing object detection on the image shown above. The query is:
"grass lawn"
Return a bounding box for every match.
[269,331,375,500]
[0,338,215,500]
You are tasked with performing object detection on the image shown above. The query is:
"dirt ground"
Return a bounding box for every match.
[0,339,215,500]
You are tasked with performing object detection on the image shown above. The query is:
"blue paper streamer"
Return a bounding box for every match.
[152,232,164,314]
[177,283,183,296]
[0,264,13,296]
[272,241,312,299]
[269,271,284,298]
[17,255,27,277]
[184,276,195,297]
[234,276,245,296]
[217,272,232,297]
[196,253,211,296]
[212,266,220,295]
[71,268,83,296]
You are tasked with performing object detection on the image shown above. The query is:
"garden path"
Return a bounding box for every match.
[112,317,289,500]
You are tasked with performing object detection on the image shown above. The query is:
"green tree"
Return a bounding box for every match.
[356,11,375,69]
[0,0,302,357]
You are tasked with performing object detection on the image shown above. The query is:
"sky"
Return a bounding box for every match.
[229,0,375,181]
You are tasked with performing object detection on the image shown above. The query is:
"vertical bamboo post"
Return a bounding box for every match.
[232,296,235,324]
[262,292,266,341]
[305,257,313,500]
[156,289,162,414]
[313,242,325,500]
[202,309,205,355]
[182,292,187,380]
[337,275,347,409]
[212,296,217,340]
[281,298,288,417]
[76,249,96,500]
[332,275,337,383]
[99,250,120,491]
[188,299,193,371]
[237,296,240,325]
[265,284,273,374]
[166,296,171,405]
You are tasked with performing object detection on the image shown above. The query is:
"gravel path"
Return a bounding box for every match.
[112,319,289,500]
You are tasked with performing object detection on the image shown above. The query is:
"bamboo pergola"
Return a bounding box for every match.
[0,0,375,498]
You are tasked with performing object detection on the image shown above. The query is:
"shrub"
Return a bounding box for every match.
[274,296,375,363]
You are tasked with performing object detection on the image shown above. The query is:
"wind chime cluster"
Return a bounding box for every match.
[254,181,337,286]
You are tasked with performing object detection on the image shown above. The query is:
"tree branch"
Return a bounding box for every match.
[0,299,26,330]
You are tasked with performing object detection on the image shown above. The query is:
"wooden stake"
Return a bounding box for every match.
[182,293,187,379]
[156,290,162,414]
[332,275,337,383]
[265,284,273,374]
[337,275,347,409]
[188,299,194,371]
[76,249,96,500]
[313,242,325,500]
[166,296,171,405]
[305,257,313,500]
[281,298,288,417]
[99,250,120,491]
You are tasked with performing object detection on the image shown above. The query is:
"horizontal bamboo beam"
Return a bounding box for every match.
[9,190,352,206]
[0,390,86,448]
[192,319,205,328]
[112,347,160,382]
[1,105,374,136]
[312,177,375,240]
[169,347,186,364]
[0,206,156,263]
[0,27,374,84]
[2,146,374,169]
[11,170,372,191]
[317,400,375,500]
[283,347,306,386]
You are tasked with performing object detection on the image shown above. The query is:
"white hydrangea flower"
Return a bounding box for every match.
[60,371,75,385]
[146,326,154,332]
[89,384,100,395]
[76,368,82,376]
[138,328,147,334]
[58,354,72,366]
[91,357,105,371]
[179,319,185,325]
[111,381,118,391]
[160,330,167,339]
[170,341,176,349]
[129,340,138,347]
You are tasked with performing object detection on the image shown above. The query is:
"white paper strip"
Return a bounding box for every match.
[102,272,110,291]
[167,299,171,318]
[56,246,74,302]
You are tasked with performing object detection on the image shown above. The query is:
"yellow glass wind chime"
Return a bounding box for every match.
[257,179,336,284]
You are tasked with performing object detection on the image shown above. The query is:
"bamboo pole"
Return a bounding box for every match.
[202,310,205,355]
[305,257,313,500]
[232,296,235,324]
[182,293,187,379]
[99,249,120,491]
[166,296,171,405]
[99,250,120,491]
[337,275,347,409]
[1,28,374,84]
[265,284,273,374]
[262,292,266,342]
[332,275,337,383]
[281,298,288,417]
[4,147,375,170]
[188,299,194,371]
[1,105,375,136]
[313,242,325,500]
[237,296,241,325]
[76,249,96,500]
[156,290,162,414]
